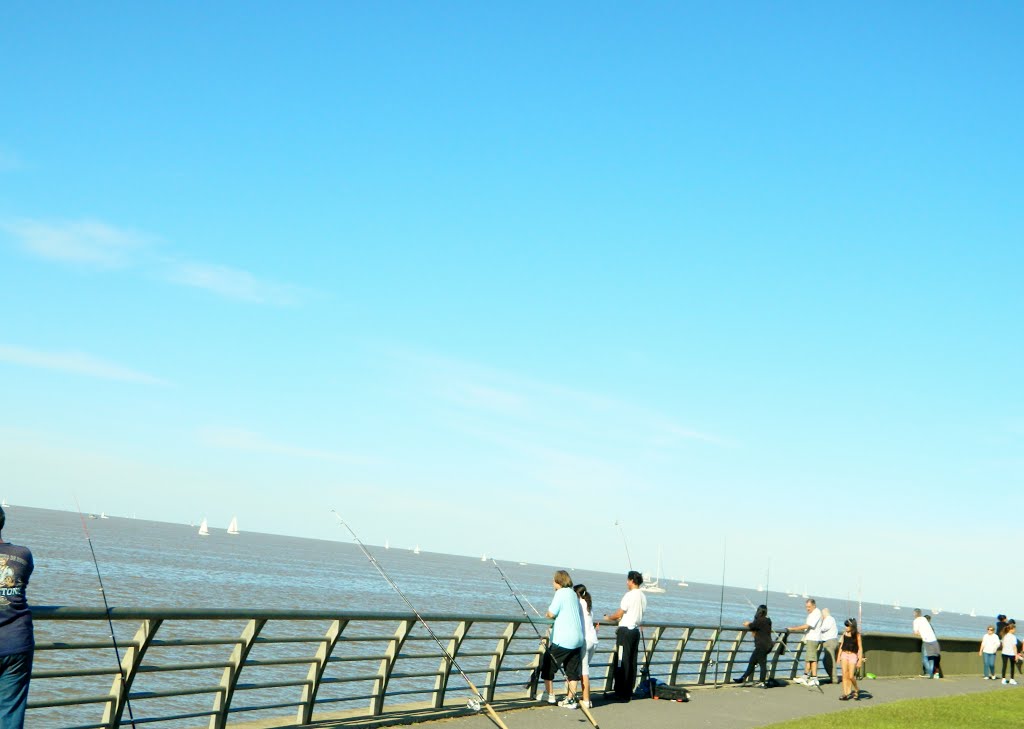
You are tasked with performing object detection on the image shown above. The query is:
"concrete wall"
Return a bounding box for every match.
[864,631,982,677]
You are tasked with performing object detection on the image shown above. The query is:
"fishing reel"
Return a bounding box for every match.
[466,697,483,712]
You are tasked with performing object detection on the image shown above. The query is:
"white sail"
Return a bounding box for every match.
[757,583,764,592]
[0,497,7,508]
[198,518,210,536]
[481,553,487,561]
[227,516,239,535]
[413,544,420,554]
[640,547,667,594]
[385,539,389,550]
[100,512,109,519]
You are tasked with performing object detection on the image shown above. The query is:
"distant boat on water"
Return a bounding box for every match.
[198,518,210,537]
[384,539,390,550]
[481,553,487,562]
[640,547,667,594]
[1,498,8,508]
[893,600,901,610]
[413,544,420,554]
[677,579,689,587]
[970,607,976,617]
[100,512,109,519]
[227,516,239,535]
[757,584,765,592]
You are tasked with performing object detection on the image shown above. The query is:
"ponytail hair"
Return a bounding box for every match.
[574,584,593,612]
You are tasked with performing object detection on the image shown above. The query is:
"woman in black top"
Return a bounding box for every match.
[733,604,773,686]
[838,618,864,700]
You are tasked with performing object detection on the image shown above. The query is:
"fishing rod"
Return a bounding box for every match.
[490,560,600,729]
[331,512,509,729]
[74,498,138,729]
[613,520,633,570]
[714,539,726,687]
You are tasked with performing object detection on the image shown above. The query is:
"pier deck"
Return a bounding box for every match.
[291,676,1007,729]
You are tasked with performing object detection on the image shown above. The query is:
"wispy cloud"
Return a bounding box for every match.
[2,216,307,305]
[0,344,168,385]
[198,426,371,464]
[166,262,302,305]
[1,218,150,268]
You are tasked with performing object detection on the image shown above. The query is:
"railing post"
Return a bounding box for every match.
[723,630,746,682]
[433,620,472,709]
[209,618,266,729]
[101,618,162,729]
[528,624,551,698]
[768,630,787,681]
[667,627,692,684]
[789,639,806,679]
[640,626,663,681]
[297,618,349,725]
[697,628,720,685]
[485,621,521,701]
[372,619,414,716]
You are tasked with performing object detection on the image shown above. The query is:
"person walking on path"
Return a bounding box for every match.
[572,584,598,709]
[733,604,772,687]
[837,618,864,701]
[1000,623,1019,685]
[980,625,1000,679]
[0,506,34,729]
[787,599,824,685]
[819,608,839,684]
[540,570,585,706]
[602,570,647,702]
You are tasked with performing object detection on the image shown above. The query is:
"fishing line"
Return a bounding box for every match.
[331,511,510,729]
[490,560,600,729]
[74,498,138,729]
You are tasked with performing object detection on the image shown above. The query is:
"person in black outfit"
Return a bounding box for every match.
[0,506,34,729]
[733,604,772,687]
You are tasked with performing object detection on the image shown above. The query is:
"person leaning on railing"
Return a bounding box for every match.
[601,570,647,702]
[0,505,34,729]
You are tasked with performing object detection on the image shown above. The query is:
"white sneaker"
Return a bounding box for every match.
[1002,678,1009,685]
[1010,679,1019,686]
[808,677,820,686]
[932,674,940,679]
[557,697,578,710]
[794,676,807,685]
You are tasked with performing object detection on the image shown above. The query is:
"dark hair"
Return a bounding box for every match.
[574,584,593,612]
[806,598,816,607]
[627,570,643,587]
[0,506,5,532]
[755,604,768,620]
[844,618,859,636]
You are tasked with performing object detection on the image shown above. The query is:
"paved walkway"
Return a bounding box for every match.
[297,676,1011,729]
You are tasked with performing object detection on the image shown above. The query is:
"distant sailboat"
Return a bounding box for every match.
[227,516,239,535]
[385,539,390,550]
[640,547,667,594]
[970,607,977,617]
[1,497,9,508]
[481,553,488,561]
[519,561,528,566]
[677,578,689,587]
[893,600,901,610]
[198,518,210,536]
[413,544,420,554]
[100,512,109,519]
[757,584,765,592]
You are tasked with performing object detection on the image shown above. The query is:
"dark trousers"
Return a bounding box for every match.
[613,626,640,700]
[740,644,770,682]
[0,651,32,729]
[929,655,943,678]
[1002,654,1016,679]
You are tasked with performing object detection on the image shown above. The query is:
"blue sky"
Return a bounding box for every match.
[1,2,1021,613]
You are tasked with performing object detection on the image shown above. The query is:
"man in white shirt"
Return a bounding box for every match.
[787,599,823,685]
[819,608,839,684]
[912,609,940,677]
[602,570,647,701]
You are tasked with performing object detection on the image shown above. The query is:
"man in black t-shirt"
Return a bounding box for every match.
[0,506,33,728]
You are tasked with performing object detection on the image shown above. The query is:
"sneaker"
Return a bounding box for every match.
[1002,678,1009,685]
[932,674,940,679]
[540,693,557,704]
[732,677,745,684]
[808,678,820,686]
[794,676,807,685]
[557,698,578,710]
[754,682,767,689]
[1010,679,1019,686]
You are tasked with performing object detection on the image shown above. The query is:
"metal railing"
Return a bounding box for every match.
[27,607,894,729]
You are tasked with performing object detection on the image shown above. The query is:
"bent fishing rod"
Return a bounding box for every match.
[74,499,138,729]
[490,560,600,729]
[331,512,510,729]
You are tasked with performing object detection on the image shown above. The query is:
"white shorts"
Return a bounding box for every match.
[581,642,597,677]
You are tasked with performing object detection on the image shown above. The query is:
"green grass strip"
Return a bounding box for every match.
[764,689,1023,728]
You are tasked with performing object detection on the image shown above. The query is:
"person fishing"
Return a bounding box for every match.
[540,570,585,708]
[733,604,772,687]
[602,570,647,702]
[0,506,34,729]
